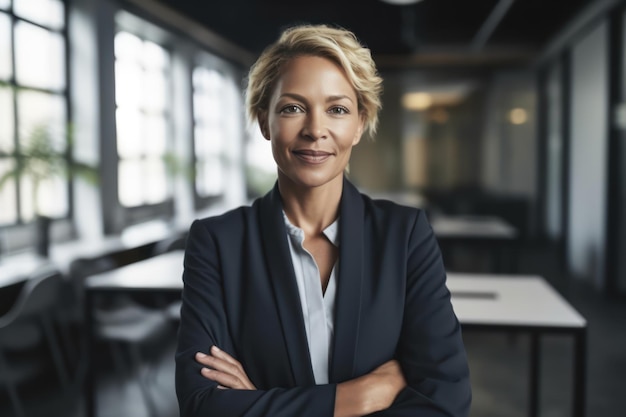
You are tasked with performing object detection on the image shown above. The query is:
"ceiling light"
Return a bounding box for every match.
[402,92,432,111]
[380,0,424,5]
[508,108,528,125]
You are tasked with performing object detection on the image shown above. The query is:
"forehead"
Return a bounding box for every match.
[272,55,357,100]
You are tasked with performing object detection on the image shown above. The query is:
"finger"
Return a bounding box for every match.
[201,367,247,389]
[195,352,214,366]
[211,346,242,367]
[199,353,243,378]
[200,358,256,390]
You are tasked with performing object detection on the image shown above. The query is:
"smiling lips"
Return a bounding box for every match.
[292,149,333,164]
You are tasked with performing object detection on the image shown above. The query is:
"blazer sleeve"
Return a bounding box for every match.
[175,219,337,417]
[370,211,472,417]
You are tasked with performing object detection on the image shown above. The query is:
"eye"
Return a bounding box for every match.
[328,106,349,115]
[280,105,304,114]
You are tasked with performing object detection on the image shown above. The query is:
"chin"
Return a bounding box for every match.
[281,170,344,189]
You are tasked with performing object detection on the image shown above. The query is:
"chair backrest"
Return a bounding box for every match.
[151,232,188,257]
[68,255,117,291]
[0,266,63,329]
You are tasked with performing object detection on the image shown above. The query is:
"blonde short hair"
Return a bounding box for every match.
[245,24,383,138]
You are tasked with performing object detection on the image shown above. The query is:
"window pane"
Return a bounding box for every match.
[0,87,14,152]
[115,31,142,62]
[194,93,221,122]
[17,90,66,151]
[14,0,64,30]
[196,158,223,197]
[143,70,167,112]
[15,21,66,90]
[119,159,143,207]
[144,157,167,204]
[116,107,143,158]
[0,0,9,10]
[115,60,143,109]
[18,162,68,219]
[37,172,68,218]
[0,12,12,79]
[142,41,169,70]
[19,172,33,220]
[246,127,276,172]
[144,115,166,155]
[194,125,222,157]
[193,68,223,123]
[192,67,206,90]
[0,159,18,225]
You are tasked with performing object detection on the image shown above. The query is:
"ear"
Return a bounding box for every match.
[352,114,365,146]
[258,112,270,141]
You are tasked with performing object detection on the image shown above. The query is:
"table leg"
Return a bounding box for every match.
[84,290,95,417]
[573,329,587,417]
[529,332,540,417]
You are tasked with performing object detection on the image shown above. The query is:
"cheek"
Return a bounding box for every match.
[270,118,298,140]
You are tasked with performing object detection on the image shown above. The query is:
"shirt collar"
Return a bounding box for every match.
[282,211,340,247]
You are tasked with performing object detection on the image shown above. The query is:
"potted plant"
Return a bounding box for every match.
[0,122,98,257]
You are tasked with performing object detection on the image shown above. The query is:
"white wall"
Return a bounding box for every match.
[545,61,564,241]
[568,21,609,288]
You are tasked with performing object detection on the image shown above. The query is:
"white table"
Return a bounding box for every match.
[430,215,520,273]
[447,273,587,417]
[431,215,518,240]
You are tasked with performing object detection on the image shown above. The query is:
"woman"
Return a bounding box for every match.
[175,24,471,417]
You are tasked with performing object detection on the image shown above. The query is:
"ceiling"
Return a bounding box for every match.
[154,0,593,69]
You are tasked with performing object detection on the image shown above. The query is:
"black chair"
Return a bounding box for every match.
[56,254,173,417]
[0,266,69,417]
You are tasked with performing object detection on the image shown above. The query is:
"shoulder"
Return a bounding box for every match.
[360,192,425,226]
[189,200,261,237]
[354,191,435,247]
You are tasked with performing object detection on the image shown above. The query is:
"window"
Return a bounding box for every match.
[0,0,69,227]
[114,31,171,208]
[192,67,226,200]
[245,123,276,198]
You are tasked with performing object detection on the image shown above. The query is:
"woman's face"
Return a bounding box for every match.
[259,55,364,191]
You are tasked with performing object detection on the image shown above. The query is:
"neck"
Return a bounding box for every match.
[278,175,343,236]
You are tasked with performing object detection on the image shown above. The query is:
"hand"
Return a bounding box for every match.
[335,359,406,417]
[367,359,407,407]
[195,346,257,390]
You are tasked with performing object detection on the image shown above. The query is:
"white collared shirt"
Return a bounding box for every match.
[283,212,338,384]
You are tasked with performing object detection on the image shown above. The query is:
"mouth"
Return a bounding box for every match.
[292,149,334,164]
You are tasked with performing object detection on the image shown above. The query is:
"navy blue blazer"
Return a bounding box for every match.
[175,179,471,416]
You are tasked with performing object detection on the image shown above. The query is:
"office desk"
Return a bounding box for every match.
[83,252,587,417]
[430,215,520,273]
[447,273,587,417]
[0,253,53,315]
[84,250,184,417]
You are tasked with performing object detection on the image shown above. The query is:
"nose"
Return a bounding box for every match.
[301,109,327,141]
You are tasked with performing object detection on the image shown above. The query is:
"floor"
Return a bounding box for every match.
[1,240,625,417]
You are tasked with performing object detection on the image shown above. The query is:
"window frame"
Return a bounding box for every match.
[109,25,175,231]
[190,63,229,210]
[0,0,75,247]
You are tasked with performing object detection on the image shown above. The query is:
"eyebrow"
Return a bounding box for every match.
[278,93,355,104]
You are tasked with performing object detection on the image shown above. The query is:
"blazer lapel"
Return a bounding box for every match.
[329,178,364,382]
[258,183,316,386]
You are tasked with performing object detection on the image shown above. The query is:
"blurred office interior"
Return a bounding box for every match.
[0,0,625,416]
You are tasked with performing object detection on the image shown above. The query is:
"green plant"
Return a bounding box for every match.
[0,122,98,218]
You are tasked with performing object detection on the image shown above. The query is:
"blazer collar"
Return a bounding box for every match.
[259,183,315,386]
[330,178,364,382]
[259,178,365,384]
